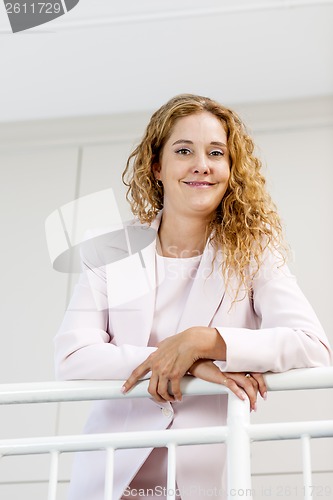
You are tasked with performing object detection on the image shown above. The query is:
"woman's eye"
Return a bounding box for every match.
[176,148,191,155]
[210,150,224,156]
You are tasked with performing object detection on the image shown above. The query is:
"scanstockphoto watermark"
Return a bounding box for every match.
[44,188,295,311]
[123,486,255,497]
[3,0,80,33]
[123,485,333,497]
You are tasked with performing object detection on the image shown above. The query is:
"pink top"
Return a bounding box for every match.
[149,252,202,346]
[126,252,202,498]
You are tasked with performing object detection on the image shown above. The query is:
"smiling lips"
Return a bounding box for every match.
[183,181,215,187]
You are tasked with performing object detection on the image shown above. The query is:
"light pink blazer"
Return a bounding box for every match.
[54,213,332,500]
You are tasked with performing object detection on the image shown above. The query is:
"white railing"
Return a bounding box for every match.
[0,367,333,500]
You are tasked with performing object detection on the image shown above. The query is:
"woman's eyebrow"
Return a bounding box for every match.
[172,139,193,146]
[172,140,227,147]
[211,141,228,148]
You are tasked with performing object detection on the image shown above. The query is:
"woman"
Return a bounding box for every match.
[55,94,331,499]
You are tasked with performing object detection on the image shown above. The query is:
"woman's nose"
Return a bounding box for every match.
[192,155,210,174]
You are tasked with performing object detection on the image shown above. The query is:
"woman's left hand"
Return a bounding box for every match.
[122,329,200,402]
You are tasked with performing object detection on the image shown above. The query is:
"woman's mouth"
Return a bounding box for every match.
[183,181,215,187]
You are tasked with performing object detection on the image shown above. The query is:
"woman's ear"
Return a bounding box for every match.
[152,162,161,180]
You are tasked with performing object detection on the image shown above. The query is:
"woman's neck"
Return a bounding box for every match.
[157,214,210,258]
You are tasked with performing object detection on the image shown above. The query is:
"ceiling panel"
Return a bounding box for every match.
[0,0,332,122]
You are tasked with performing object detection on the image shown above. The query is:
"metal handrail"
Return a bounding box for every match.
[1,366,333,405]
[0,367,332,500]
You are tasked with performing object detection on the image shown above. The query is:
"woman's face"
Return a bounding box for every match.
[153,112,230,220]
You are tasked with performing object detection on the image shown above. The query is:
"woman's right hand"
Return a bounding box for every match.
[188,359,267,412]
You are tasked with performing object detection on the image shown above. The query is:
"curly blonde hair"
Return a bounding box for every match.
[122,94,287,290]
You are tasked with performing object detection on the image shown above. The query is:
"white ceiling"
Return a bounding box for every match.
[0,0,332,123]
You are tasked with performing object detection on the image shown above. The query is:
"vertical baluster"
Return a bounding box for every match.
[104,447,115,500]
[227,393,252,500]
[301,434,312,500]
[48,450,59,500]
[167,443,176,500]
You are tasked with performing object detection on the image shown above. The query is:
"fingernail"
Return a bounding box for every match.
[263,392,267,400]
[121,386,126,394]
[253,402,257,412]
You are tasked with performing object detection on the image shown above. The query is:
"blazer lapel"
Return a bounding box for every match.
[106,214,162,347]
[177,242,226,331]
[107,213,225,345]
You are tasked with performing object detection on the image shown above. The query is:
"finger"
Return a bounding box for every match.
[122,363,150,393]
[223,377,247,402]
[228,374,257,411]
[169,377,182,402]
[156,376,176,402]
[148,374,167,403]
[251,373,268,400]
[242,377,258,411]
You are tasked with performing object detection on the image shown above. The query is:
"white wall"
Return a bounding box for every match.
[0,95,332,499]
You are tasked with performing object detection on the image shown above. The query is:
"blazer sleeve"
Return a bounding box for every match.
[215,249,332,373]
[54,237,157,381]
